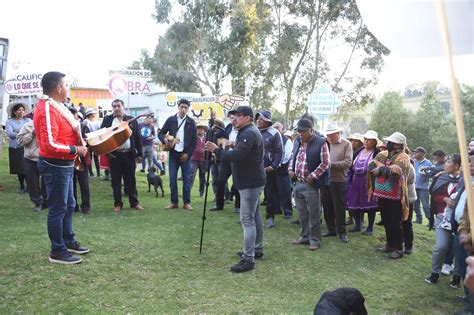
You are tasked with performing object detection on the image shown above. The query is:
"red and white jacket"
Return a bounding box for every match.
[34,97,81,161]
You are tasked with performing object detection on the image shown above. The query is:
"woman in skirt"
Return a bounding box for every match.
[6,102,31,193]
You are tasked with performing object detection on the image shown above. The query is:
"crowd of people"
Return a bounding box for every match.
[4,72,474,310]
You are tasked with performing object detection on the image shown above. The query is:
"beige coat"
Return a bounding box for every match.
[16,121,39,161]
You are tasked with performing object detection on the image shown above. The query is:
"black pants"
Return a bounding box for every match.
[379,198,403,250]
[322,182,347,234]
[402,202,414,250]
[109,151,139,208]
[215,160,234,209]
[264,171,280,219]
[73,168,90,211]
[24,159,46,206]
[88,151,100,176]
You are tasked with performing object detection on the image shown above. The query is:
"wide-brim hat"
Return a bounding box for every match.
[324,123,343,135]
[7,102,31,117]
[85,108,97,117]
[255,109,272,124]
[196,120,209,131]
[383,132,407,145]
[347,133,364,143]
[362,130,382,147]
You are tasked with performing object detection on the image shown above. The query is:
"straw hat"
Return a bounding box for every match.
[7,102,31,118]
[196,121,209,131]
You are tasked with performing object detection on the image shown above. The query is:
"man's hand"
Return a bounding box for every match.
[465,256,474,292]
[289,171,296,179]
[180,153,189,162]
[265,166,274,173]
[460,233,472,251]
[204,141,218,152]
[163,137,169,145]
[444,197,455,208]
[306,175,314,185]
[77,146,88,157]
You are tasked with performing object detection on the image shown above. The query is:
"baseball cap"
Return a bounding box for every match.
[255,109,272,123]
[296,118,313,131]
[229,106,253,118]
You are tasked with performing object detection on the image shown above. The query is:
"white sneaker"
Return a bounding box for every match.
[266,218,275,228]
[441,263,453,276]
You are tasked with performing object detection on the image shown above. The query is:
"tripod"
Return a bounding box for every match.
[199,110,215,254]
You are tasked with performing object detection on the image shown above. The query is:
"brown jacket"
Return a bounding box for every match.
[328,138,353,183]
[16,121,39,161]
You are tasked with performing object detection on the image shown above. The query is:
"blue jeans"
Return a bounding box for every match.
[37,159,76,255]
[169,150,192,205]
[415,188,430,221]
[239,186,264,262]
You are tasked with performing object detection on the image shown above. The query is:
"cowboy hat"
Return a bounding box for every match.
[362,130,382,147]
[84,107,97,117]
[347,133,364,143]
[324,123,344,135]
[7,102,31,118]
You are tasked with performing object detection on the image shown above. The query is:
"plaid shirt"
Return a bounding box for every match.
[289,140,330,180]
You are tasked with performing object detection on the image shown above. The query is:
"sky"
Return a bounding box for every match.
[1,0,473,96]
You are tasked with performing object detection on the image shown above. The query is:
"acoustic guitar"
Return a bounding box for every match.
[160,135,180,151]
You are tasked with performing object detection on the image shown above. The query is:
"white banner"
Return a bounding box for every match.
[3,73,43,95]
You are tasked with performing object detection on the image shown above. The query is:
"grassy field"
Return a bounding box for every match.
[0,146,466,314]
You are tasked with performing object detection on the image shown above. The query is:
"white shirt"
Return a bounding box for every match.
[112,117,131,151]
[282,137,293,164]
[174,114,186,152]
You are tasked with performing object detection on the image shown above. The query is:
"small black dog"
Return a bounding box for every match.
[147,167,164,198]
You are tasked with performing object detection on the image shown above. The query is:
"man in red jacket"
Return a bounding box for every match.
[34,71,89,265]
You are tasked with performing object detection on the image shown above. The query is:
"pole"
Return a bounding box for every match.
[199,108,216,254]
[436,0,474,242]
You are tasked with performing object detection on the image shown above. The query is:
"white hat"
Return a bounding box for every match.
[84,107,97,117]
[347,132,364,143]
[362,130,382,146]
[384,132,406,145]
[7,102,31,118]
[284,130,293,138]
[324,123,344,135]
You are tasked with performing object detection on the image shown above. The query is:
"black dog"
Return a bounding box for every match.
[147,167,164,198]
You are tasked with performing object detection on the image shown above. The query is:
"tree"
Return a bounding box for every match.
[368,91,412,140]
[461,84,474,142]
[269,0,389,127]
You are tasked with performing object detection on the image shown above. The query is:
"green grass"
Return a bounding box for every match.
[0,145,465,313]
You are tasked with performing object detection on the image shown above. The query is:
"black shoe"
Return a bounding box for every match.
[230,259,255,273]
[451,275,461,289]
[236,251,264,259]
[339,234,349,243]
[291,220,300,225]
[49,252,82,265]
[425,273,440,284]
[376,245,392,253]
[66,241,90,255]
[322,232,337,237]
[361,229,373,236]
[210,206,223,211]
[283,214,292,219]
[160,170,166,175]
[140,169,145,173]
[81,208,91,214]
[404,247,413,255]
[376,221,384,226]
[349,226,361,233]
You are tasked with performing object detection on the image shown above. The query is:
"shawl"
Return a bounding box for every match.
[367,149,411,220]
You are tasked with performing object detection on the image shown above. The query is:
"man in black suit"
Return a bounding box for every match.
[100,99,144,213]
[158,99,197,210]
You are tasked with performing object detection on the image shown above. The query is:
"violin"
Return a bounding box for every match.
[85,113,150,156]
[161,135,180,151]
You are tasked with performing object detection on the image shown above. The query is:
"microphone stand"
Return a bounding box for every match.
[199,108,215,254]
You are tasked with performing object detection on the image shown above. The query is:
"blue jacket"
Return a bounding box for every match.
[259,126,283,169]
[415,158,433,189]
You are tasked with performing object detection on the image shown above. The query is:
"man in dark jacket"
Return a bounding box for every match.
[289,118,330,250]
[158,99,197,210]
[256,108,283,228]
[205,105,266,273]
[100,99,143,213]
